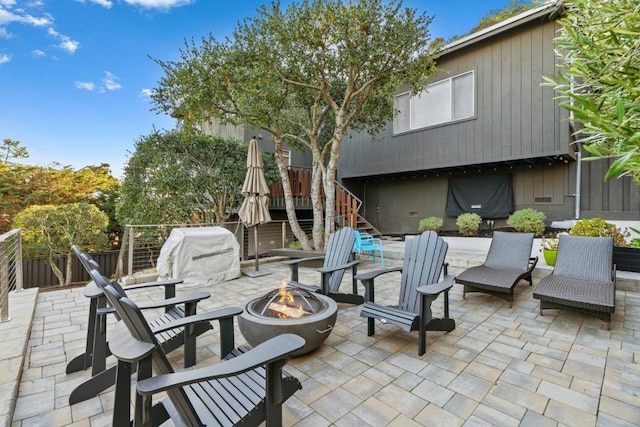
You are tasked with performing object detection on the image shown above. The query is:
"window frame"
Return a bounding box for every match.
[393,70,476,134]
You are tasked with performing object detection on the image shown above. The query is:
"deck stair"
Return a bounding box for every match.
[269,167,381,237]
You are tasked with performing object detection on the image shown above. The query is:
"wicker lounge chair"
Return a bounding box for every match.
[455,231,538,307]
[286,227,363,304]
[533,235,615,328]
[356,231,455,356]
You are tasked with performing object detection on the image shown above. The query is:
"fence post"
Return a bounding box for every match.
[127,226,135,277]
[0,241,9,322]
[15,232,23,291]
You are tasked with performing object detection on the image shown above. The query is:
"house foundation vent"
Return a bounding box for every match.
[534,196,552,204]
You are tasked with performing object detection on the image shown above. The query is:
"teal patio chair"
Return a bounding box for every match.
[353,230,384,267]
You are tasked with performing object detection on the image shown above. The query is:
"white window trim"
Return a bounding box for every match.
[393,70,475,134]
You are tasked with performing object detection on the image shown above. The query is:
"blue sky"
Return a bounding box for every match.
[1,0,514,178]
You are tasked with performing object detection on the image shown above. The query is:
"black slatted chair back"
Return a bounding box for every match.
[324,227,357,293]
[73,245,105,276]
[398,231,448,314]
[88,269,201,424]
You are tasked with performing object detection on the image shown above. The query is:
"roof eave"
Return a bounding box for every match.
[439,0,564,57]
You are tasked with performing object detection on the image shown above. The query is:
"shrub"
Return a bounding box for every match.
[570,218,629,246]
[456,213,482,236]
[418,216,443,232]
[507,208,546,236]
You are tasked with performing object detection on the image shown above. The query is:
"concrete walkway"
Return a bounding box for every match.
[3,240,640,426]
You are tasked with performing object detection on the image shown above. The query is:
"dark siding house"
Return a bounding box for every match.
[338,2,639,235]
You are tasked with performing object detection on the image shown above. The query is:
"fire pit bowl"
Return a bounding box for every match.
[238,285,337,357]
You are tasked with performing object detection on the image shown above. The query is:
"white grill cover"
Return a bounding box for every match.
[157,227,240,285]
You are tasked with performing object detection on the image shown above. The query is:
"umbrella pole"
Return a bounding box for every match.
[254,225,260,272]
[242,223,273,277]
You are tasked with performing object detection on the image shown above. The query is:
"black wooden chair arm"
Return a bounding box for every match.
[417,275,455,296]
[136,334,305,396]
[150,307,243,334]
[125,278,184,300]
[95,291,210,317]
[282,256,326,267]
[317,259,360,274]
[355,266,403,282]
[528,256,539,270]
[136,291,210,310]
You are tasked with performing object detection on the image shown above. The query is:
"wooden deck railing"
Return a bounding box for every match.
[269,167,362,228]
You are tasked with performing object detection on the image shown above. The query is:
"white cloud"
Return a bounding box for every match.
[59,35,79,53]
[32,49,45,57]
[75,72,122,93]
[0,1,16,6]
[140,88,154,99]
[0,27,11,38]
[75,0,113,8]
[123,0,193,9]
[0,8,52,26]
[48,27,79,53]
[75,81,95,90]
[0,53,11,64]
[102,71,121,91]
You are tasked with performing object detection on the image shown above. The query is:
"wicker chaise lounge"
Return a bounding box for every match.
[455,231,538,307]
[533,235,615,328]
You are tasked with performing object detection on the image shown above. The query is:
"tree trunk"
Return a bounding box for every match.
[273,137,312,250]
[311,156,325,251]
[49,258,65,287]
[65,250,73,286]
[324,123,346,237]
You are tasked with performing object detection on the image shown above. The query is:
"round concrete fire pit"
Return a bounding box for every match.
[238,286,337,356]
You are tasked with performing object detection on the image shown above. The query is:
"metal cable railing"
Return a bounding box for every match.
[115,220,314,280]
[0,229,23,322]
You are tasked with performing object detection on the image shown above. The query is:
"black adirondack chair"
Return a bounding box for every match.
[356,231,456,356]
[455,231,538,307]
[89,270,305,426]
[67,245,212,405]
[286,227,363,304]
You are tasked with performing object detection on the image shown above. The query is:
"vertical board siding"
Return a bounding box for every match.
[340,20,566,179]
[338,19,639,230]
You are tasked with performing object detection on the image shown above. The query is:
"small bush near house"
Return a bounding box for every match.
[418,216,443,232]
[456,213,482,236]
[507,208,546,236]
[570,218,629,247]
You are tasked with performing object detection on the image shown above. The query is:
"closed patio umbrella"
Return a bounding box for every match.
[238,137,273,277]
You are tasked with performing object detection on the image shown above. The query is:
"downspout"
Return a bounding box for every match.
[569,75,581,220]
[569,122,581,220]
[573,134,582,220]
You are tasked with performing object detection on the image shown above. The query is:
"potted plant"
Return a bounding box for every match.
[611,227,640,273]
[541,237,559,266]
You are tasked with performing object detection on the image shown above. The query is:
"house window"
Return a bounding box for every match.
[282,150,291,166]
[394,70,475,133]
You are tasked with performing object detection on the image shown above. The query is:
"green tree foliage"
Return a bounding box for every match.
[117,130,277,226]
[151,0,437,249]
[1,138,29,162]
[0,162,119,235]
[13,203,109,286]
[546,0,640,182]
[465,1,539,36]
